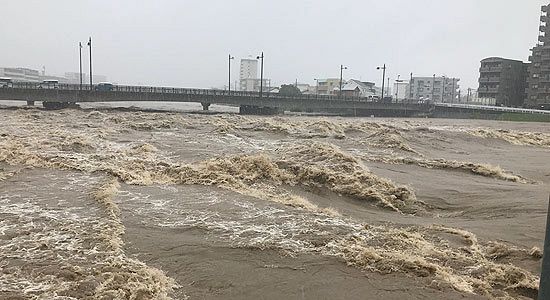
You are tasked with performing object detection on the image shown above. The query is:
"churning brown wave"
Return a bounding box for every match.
[0,107,545,299]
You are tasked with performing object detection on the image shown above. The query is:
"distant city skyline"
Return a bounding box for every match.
[1,1,549,90]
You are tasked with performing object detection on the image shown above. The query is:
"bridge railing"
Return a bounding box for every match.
[435,102,550,115]
[7,81,433,106]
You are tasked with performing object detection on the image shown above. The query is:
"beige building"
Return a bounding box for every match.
[317,78,342,95]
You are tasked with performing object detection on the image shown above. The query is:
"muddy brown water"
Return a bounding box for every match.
[1,104,549,299]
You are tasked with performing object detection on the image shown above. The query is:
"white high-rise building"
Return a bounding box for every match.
[239,58,258,91]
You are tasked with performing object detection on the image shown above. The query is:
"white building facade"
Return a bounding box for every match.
[239,59,258,91]
[393,81,410,101]
[410,76,460,102]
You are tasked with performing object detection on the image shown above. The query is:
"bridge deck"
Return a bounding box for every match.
[2,82,549,117]
[0,83,432,114]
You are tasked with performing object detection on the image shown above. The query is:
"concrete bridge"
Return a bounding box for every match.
[0,82,433,116]
[2,83,550,120]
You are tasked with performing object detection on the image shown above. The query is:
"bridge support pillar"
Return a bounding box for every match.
[201,102,211,111]
[239,105,281,115]
[43,102,69,110]
[26,100,35,106]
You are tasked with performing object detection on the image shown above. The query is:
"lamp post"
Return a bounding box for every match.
[87,37,92,90]
[409,72,413,100]
[395,74,403,102]
[79,42,83,91]
[442,76,446,102]
[256,52,264,98]
[451,78,455,103]
[377,64,386,100]
[314,78,320,95]
[339,65,348,97]
[431,74,435,102]
[228,54,234,92]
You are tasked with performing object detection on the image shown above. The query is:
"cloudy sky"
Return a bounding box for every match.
[1,0,548,90]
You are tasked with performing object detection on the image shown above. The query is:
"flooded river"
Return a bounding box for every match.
[1,103,549,299]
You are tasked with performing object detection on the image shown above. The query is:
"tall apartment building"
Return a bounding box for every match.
[477,57,527,107]
[526,4,550,108]
[409,76,460,102]
[239,58,258,91]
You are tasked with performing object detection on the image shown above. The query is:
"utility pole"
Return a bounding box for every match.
[79,42,83,91]
[467,88,471,103]
[314,78,319,95]
[431,74,435,102]
[451,78,455,103]
[256,52,264,98]
[395,75,403,102]
[87,37,92,90]
[377,64,386,100]
[409,72,413,100]
[339,64,348,97]
[387,77,390,98]
[228,54,234,92]
[442,76,446,102]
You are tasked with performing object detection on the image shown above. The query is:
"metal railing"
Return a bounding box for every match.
[4,81,432,106]
[435,102,550,115]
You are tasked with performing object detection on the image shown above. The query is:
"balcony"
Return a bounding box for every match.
[482,87,499,93]
[479,66,502,73]
[543,5,549,13]
[479,77,500,83]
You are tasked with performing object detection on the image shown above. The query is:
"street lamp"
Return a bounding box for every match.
[228,54,234,92]
[87,37,93,90]
[431,74,435,102]
[451,78,455,103]
[395,74,403,102]
[339,65,348,97]
[377,64,386,100]
[257,52,264,98]
[79,42,83,91]
[409,72,413,100]
[442,76,446,102]
[314,78,320,95]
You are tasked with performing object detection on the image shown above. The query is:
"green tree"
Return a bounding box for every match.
[279,84,302,96]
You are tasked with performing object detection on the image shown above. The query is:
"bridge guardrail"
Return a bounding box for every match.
[435,102,550,115]
[7,81,432,106]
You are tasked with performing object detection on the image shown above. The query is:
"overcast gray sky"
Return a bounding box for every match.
[1,0,548,90]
